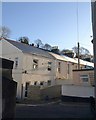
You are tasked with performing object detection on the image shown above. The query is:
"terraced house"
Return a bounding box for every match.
[0,38,94,99]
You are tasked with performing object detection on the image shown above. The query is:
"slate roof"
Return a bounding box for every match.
[3,38,94,68]
[5,39,55,59]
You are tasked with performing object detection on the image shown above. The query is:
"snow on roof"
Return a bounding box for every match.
[61,55,78,64]
[75,58,94,67]
[49,53,94,67]
[49,52,68,62]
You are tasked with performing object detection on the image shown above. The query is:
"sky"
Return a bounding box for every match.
[2,2,93,54]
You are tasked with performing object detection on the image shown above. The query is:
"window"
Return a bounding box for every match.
[85,65,93,69]
[47,80,51,86]
[33,59,38,70]
[34,81,37,85]
[48,62,52,71]
[40,81,44,86]
[25,82,30,97]
[80,75,89,82]
[67,64,70,74]
[58,62,61,73]
[21,84,23,99]
[15,57,18,68]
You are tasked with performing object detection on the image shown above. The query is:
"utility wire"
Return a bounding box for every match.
[76,1,79,43]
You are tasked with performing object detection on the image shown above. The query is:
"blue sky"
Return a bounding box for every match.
[2,2,93,54]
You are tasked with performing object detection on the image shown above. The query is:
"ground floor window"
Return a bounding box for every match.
[25,82,30,97]
[21,84,23,99]
[47,80,51,86]
[40,81,44,86]
[80,75,89,83]
[34,81,37,85]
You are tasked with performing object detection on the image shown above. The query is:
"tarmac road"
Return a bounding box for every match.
[15,101,95,119]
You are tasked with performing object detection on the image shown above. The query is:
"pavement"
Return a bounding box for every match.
[16,99,61,106]
[15,100,96,119]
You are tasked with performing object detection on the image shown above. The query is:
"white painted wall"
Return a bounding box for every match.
[62,85,94,97]
[55,60,68,79]
[21,53,56,98]
[1,39,23,99]
[22,53,56,82]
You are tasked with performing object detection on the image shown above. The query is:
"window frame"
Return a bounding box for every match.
[58,62,61,73]
[80,75,89,83]
[33,59,38,70]
[47,62,52,71]
[67,63,70,74]
[14,57,18,69]
[25,82,30,97]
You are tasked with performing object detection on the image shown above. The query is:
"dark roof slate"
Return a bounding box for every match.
[6,39,55,59]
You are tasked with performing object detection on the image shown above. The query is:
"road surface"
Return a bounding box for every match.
[15,101,95,119]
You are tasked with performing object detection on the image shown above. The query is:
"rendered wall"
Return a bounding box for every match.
[62,85,94,98]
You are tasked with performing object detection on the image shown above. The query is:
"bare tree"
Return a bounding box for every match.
[43,43,52,51]
[60,49,74,58]
[0,26,11,38]
[34,39,44,48]
[72,46,90,56]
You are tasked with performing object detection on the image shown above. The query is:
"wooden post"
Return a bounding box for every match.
[78,42,80,69]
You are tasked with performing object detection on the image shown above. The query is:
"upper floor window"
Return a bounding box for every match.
[80,75,89,82]
[48,62,52,71]
[67,63,70,74]
[58,62,61,73]
[33,59,38,70]
[15,57,18,68]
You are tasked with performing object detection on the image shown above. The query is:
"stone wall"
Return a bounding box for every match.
[41,85,61,100]
[28,86,41,101]
[27,85,61,101]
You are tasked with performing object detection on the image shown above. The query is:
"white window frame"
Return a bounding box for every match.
[48,62,52,71]
[33,59,38,70]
